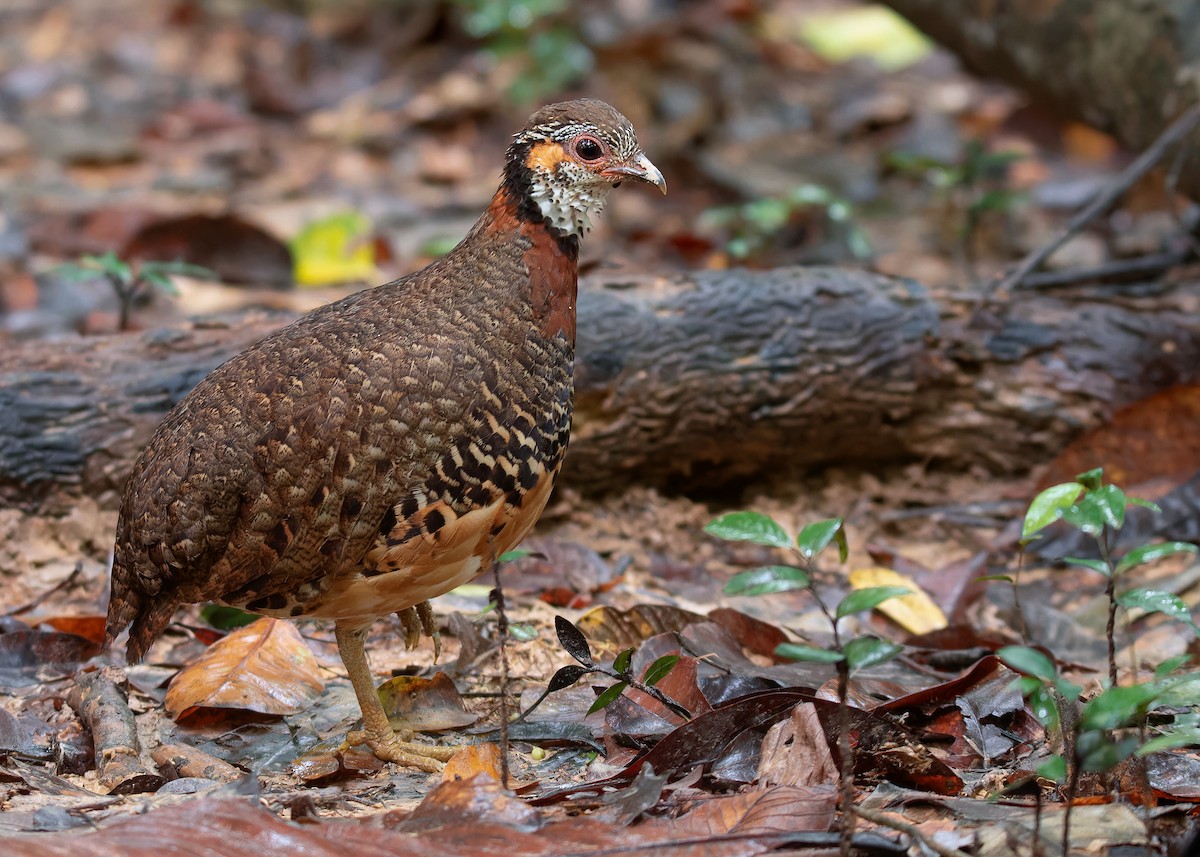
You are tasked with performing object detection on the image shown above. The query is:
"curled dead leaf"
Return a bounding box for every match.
[165,617,323,720]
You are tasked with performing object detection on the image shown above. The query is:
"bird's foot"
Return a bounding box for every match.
[396,601,441,661]
[343,728,458,772]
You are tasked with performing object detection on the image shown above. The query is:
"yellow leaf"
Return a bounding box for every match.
[848,567,947,635]
[800,6,932,72]
[290,211,378,287]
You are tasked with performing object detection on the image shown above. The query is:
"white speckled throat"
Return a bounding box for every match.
[528,172,613,238]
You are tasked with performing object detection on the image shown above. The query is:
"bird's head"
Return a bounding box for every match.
[504,98,665,240]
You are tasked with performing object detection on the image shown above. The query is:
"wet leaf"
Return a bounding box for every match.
[795,517,845,561]
[164,618,323,719]
[1116,588,1198,629]
[554,615,594,666]
[547,664,591,692]
[704,511,791,549]
[1114,541,1198,575]
[1022,482,1083,540]
[1062,557,1110,575]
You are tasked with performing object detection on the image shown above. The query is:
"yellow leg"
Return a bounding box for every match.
[334,624,457,772]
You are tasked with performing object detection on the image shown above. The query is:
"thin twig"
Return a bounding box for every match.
[490,561,511,789]
[853,805,973,857]
[986,102,1200,299]
[1019,251,1189,290]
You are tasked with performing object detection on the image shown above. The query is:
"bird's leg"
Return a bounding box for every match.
[395,600,441,661]
[334,623,457,771]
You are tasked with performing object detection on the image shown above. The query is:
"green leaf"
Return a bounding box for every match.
[1025,682,1062,731]
[1022,482,1083,540]
[977,574,1015,583]
[704,511,792,549]
[1114,542,1199,575]
[1080,684,1162,731]
[836,585,912,619]
[796,517,845,561]
[586,681,628,715]
[509,623,538,642]
[1154,655,1192,678]
[844,637,903,674]
[1036,755,1067,783]
[497,549,532,563]
[1127,496,1162,513]
[723,566,810,597]
[775,643,844,664]
[140,270,179,296]
[643,654,680,687]
[1116,588,1198,629]
[142,260,216,279]
[612,647,634,675]
[1075,468,1104,490]
[1079,733,1140,772]
[998,645,1058,682]
[199,603,259,630]
[1092,483,1126,529]
[1136,728,1200,756]
[1061,495,1110,536]
[1062,557,1110,575]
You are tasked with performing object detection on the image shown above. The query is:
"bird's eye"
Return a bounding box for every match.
[574,137,603,161]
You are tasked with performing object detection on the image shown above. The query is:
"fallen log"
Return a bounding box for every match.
[881,0,1200,200]
[4,266,1200,510]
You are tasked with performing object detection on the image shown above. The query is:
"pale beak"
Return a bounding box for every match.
[601,153,667,194]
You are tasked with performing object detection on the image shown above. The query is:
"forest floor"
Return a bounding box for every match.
[2,1,1198,854]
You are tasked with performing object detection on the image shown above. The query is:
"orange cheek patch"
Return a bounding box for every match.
[526,141,566,173]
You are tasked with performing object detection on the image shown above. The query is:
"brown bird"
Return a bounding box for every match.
[105,99,664,771]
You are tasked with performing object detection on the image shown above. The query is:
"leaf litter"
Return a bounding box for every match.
[2,0,1200,852]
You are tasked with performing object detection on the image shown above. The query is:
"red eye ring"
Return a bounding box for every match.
[574,136,604,161]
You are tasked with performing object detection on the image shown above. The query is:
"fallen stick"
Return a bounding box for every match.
[67,666,165,794]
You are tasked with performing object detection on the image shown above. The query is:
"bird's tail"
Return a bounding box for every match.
[106,544,176,664]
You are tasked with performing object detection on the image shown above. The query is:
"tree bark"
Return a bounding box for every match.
[4,267,1200,510]
[881,0,1200,200]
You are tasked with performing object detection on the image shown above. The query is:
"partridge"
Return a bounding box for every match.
[104,99,664,771]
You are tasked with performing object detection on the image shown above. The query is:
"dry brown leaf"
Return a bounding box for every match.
[378,672,477,731]
[576,604,705,655]
[441,743,502,783]
[756,703,839,788]
[164,617,323,720]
